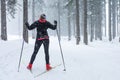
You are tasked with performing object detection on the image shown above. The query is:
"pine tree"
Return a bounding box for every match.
[83,0,88,45]
[75,0,80,45]
[23,0,28,43]
[1,0,7,41]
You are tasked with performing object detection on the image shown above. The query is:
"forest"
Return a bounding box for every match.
[0,0,120,45]
[0,1,120,80]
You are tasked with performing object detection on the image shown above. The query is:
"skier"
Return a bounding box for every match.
[25,14,57,71]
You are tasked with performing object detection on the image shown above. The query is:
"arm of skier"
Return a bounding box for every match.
[47,20,57,30]
[25,21,37,30]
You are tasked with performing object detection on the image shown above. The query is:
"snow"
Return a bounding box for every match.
[0,36,120,80]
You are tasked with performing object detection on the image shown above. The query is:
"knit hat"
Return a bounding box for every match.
[40,14,46,19]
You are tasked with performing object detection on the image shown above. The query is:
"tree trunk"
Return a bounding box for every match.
[90,0,94,42]
[108,0,112,41]
[97,2,102,41]
[1,0,7,41]
[90,15,94,42]
[83,0,88,45]
[117,0,120,36]
[58,0,61,41]
[32,0,36,39]
[75,0,80,45]
[67,5,71,41]
[112,0,116,39]
[23,0,28,43]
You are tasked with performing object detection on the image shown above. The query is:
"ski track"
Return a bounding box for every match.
[0,38,120,80]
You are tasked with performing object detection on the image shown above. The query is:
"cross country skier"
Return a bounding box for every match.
[25,14,57,71]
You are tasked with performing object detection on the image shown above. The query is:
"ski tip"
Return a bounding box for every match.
[27,68,33,73]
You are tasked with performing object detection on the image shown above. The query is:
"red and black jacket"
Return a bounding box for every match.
[26,19,57,40]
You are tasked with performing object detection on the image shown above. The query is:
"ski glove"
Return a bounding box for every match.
[54,20,57,25]
[25,22,29,28]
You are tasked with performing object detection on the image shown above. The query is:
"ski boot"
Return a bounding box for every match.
[46,64,52,71]
[27,64,32,70]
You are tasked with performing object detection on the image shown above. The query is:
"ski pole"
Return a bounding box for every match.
[18,40,24,72]
[56,29,66,71]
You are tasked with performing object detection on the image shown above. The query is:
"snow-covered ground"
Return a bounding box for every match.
[0,36,120,80]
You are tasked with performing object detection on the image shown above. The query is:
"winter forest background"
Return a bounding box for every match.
[0,0,120,80]
[0,0,120,44]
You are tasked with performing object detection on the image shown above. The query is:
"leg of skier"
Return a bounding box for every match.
[43,39,52,70]
[27,40,43,70]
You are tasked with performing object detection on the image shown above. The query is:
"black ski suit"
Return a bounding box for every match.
[26,20,57,64]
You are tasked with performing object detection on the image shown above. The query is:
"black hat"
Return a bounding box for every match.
[40,14,46,19]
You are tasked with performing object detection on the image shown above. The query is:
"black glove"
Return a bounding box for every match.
[25,22,29,29]
[54,20,57,25]
[25,22,29,27]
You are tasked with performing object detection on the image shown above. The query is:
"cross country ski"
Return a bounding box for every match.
[34,64,61,78]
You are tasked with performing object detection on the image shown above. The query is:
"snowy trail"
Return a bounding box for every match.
[0,38,120,80]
